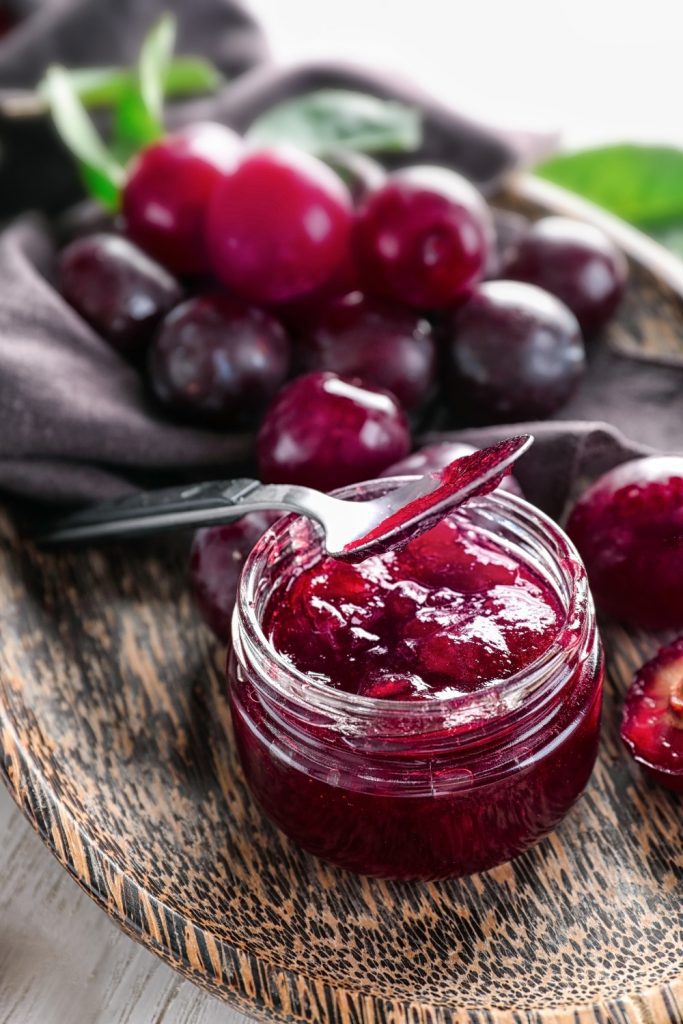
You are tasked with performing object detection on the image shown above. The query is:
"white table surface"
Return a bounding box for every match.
[0,785,253,1024]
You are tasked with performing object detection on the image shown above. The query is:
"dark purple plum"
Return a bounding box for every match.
[59,233,182,358]
[269,256,359,333]
[148,295,290,426]
[504,216,627,334]
[620,638,683,792]
[566,456,683,629]
[446,280,585,423]
[485,209,531,279]
[297,292,437,410]
[190,513,281,643]
[206,147,353,304]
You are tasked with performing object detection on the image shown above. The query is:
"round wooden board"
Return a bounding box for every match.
[1,178,682,1024]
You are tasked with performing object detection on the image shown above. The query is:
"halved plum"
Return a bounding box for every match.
[621,638,683,792]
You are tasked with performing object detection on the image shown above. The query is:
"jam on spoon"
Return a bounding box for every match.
[341,433,531,558]
[382,441,524,496]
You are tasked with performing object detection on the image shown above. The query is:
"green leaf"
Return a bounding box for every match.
[112,83,163,162]
[246,89,421,155]
[138,13,177,124]
[112,16,178,166]
[39,66,129,107]
[535,144,683,227]
[79,163,121,210]
[162,57,223,97]
[34,57,222,111]
[42,64,124,210]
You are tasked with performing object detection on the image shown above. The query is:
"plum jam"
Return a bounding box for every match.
[267,520,561,696]
[229,482,603,880]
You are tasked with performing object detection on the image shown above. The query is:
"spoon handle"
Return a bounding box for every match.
[34,479,264,545]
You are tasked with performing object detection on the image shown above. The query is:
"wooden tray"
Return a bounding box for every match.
[1,176,682,1024]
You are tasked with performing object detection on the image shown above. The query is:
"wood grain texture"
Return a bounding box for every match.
[0,181,682,1024]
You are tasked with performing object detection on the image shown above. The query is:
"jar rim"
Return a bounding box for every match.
[234,479,592,726]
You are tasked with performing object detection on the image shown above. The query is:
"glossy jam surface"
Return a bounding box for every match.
[229,493,603,879]
[382,442,523,496]
[342,435,528,557]
[265,517,562,698]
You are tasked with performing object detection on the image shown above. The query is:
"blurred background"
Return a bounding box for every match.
[249,0,682,149]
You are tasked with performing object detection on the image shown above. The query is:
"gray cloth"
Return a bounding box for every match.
[0,0,680,508]
[0,217,255,502]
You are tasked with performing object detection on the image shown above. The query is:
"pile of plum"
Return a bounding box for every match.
[59,119,627,469]
[57,121,682,793]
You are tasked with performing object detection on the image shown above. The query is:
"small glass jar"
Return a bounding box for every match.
[228,480,604,880]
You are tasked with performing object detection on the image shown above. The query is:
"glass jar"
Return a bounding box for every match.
[228,480,603,880]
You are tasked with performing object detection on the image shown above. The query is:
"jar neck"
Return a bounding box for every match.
[233,487,597,757]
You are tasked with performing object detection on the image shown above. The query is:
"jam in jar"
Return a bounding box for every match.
[228,480,603,880]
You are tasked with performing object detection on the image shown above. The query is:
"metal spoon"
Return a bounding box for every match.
[35,435,532,561]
